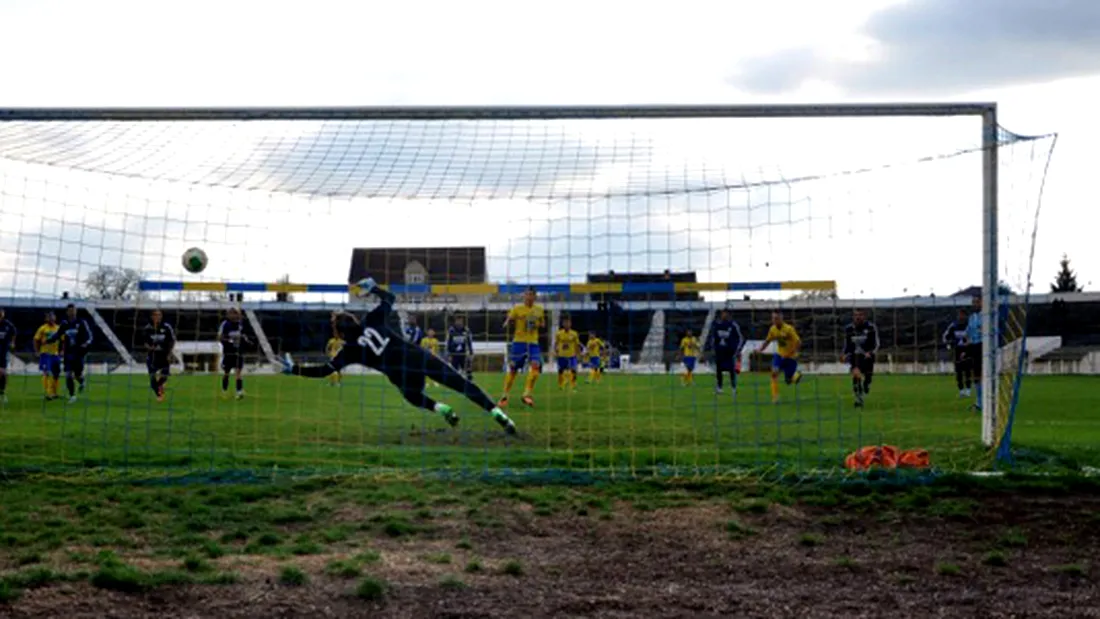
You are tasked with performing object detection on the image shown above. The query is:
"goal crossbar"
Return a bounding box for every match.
[0,102,996,121]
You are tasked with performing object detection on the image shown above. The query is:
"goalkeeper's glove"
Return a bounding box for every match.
[355,277,378,297]
[281,353,295,375]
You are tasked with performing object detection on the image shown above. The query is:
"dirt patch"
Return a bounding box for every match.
[2,493,1098,618]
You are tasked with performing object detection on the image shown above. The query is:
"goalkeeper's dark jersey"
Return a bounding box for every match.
[446,326,474,355]
[327,288,421,374]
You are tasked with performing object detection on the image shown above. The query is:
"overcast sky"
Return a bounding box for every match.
[0,0,1096,302]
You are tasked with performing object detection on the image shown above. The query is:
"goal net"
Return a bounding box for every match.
[0,107,1057,479]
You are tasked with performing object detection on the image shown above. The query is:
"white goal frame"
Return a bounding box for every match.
[0,103,1003,447]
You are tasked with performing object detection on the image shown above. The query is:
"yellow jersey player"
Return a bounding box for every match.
[34,312,62,400]
[756,311,803,403]
[679,329,700,386]
[501,287,545,407]
[554,316,581,391]
[326,323,344,387]
[421,329,441,388]
[584,332,606,384]
[421,329,440,355]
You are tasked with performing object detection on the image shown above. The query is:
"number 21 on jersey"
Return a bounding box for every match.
[358,328,390,355]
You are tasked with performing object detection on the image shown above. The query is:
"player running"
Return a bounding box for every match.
[679,329,700,386]
[325,323,344,387]
[757,311,802,403]
[218,308,253,399]
[48,304,94,403]
[143,309,176,402]
[584,332,606,384]
[842,309,880,408]
[282,278,516,434]
[943,309,972,398]
[446,315,474,381]
[554,316,581,391]
[0,309,15,405]
[707,311,743,395]
[500,287,545,408]
[34,312,61,400]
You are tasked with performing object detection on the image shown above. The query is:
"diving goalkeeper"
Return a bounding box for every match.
[281,278,517,435]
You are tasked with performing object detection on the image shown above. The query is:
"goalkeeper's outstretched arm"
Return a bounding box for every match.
[370,284,396,310]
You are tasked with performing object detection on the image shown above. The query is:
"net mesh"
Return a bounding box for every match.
[0,110,1063,480]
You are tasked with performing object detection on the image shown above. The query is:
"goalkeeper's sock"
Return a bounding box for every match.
[221,375,229,391]
[770,376,779,401]
[491,407,516,433]
[434,402,459,426]
[523,367,540,396]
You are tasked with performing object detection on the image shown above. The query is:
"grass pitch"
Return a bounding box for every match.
[1,372,1098,475]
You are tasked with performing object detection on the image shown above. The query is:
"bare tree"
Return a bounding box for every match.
[84,266,144,300]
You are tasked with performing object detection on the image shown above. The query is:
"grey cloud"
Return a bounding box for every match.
[730,0,1100,95]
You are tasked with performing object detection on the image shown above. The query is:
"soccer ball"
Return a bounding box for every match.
[182,247,208,274]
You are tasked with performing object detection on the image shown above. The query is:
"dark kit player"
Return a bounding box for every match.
[143,309,176,402]
[446,315,475,380]
[404,314,424,347]
[282,278,516,434]
[48,304,94,403]
[0,308,15,405]
[943,309,973,398]
[707,309,743,396]
[842,308,880,408]
[218,307,253,399]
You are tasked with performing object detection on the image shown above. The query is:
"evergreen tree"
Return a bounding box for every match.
[1051,255,1083,293]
